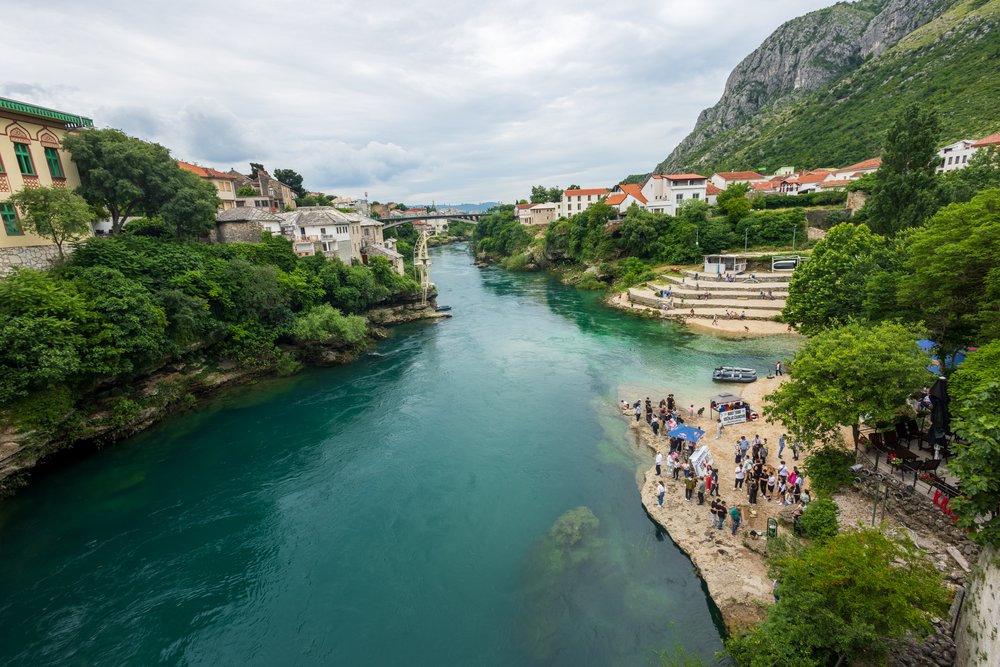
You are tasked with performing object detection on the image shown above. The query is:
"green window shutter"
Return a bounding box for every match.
[13,143,35,176]
[0,203,22,235]
[44,147,64,178]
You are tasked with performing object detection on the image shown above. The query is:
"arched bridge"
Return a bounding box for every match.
[381,212,482,230]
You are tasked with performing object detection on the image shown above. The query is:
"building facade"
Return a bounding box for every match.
[0,97,93,275]
[560,188,609,217]
[640,174,707,215]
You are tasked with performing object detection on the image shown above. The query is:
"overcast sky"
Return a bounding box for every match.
[7,0,838,205]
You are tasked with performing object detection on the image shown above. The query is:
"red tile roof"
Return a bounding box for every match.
[749,182,774,192]
[972,132,1000,147]
[818,179,851,189]
[714,171,764,180]
[705,183,723,195]
[658,173,707,180]
[515,203,534,210]
[177,160,208,177]
[837,157,881,172]
[564,188,609,196]
[788,170,832,184]
[619,183,648,204]
[204,167,235,180]
[605,194,627,206]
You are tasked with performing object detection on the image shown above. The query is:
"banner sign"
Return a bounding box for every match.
[720,409,747,426]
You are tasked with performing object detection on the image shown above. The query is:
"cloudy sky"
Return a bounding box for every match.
[8,0,838,205]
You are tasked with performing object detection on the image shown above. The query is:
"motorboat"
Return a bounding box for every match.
[712,366,758,383]
[435,305,452,312]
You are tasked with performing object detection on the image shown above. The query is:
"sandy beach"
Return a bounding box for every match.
[625,376,800,630]
[606,291,800,338]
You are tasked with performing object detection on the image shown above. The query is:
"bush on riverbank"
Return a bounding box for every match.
[0,232,420,418]
[802,446,856,497]
[797,498,839,539]
[726,528,949,666]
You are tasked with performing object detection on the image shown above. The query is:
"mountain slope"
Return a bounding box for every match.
[656,0,999,173]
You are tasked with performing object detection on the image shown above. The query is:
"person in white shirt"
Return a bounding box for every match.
[656,481,666,507]
[655,451,663,476]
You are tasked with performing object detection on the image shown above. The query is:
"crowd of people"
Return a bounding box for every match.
[627,395,812,539]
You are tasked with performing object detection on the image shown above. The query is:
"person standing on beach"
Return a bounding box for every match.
[684,475,695,502]
[657,481,665,507]
[667,394,675,412]
[655,451,663,476]
[716,418,724,439]
[734,465,745,489]
[645,398,653,424]
[709,498,721,527]
[778,433,786,458]
[748,477,759,504]
[710,468,720,497]
[729,506,741,535]
[697,477,706,505]
[716,500,727,530]
[635,403,642,422]
[651,415,660,437]
[775,360,782,376]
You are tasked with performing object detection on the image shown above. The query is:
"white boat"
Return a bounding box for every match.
[712,367,758,383]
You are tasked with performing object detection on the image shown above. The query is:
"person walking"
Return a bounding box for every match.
[651,415,660,437]
[657,481,665,507]
[716,500,727,530]
[778,433,786,458]
[697,477,706,505]
[711,468,720,497]
[684,475,695,502]
[634,403,642,422]
[655,451,663,476]
[791,440,800,461]
[729,505,742,535]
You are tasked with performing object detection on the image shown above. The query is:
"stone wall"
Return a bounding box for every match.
[847,190,868,214]
[0,244,64,277]
[216,220,264,244]
[955,546,1000,667]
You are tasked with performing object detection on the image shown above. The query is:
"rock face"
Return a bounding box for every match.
[655,0,953,173]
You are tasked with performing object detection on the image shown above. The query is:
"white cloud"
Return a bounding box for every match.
[5,0,839,203]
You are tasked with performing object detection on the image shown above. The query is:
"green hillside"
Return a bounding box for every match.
[659,0,1000,173]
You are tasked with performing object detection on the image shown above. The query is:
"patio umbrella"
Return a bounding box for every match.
[668,425,705,442]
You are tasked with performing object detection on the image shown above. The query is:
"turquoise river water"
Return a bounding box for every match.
[0,244,798,666]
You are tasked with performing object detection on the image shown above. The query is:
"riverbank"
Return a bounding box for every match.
[625,376,795,631]
[0,303,448,498]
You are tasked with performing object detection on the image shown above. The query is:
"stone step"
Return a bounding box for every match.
[652,277,791,292]
[676,268,794,282]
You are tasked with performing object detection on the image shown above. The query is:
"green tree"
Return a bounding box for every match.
[727,528,949,667]
[274,168,307,198]
[765,321,930,447]
[938,146,1000,205]
[8,187,94,258]
[947,340,1000,546]
[899,189,1000,362]
[716,182,752,223]
[249,162,264,179]
[616,205,659,257]
[865,105,941,235]
[783,223,897,334]
[62,128,178,234]
[159,169,220,239]
[237,185,256,197]
[291,304,367,346]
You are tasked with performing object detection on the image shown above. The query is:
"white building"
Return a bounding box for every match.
[640,174,707,215]
[936,133,1000,173]
[278,207,357,263]
[708,171,766,190]
[826,157,881,182]
[561,188,609,217]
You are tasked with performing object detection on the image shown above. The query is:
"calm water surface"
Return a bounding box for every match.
[0,245,798,666]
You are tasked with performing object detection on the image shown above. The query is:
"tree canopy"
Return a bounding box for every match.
[8,187,94,258]
[62,128,179,234]
[274,168,307,198]
[765,320,930,446]
[865,104,942,236]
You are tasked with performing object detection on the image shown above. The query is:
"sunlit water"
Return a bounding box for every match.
[0,244,798,666]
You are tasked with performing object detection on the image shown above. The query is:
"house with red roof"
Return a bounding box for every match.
[936,133,999,173]
[708,171,767,191]
[178,160,240,210]
[605,182,648,214]
[561,187,609,217]
[640,174,708,215]
[705,182,723,205]
[827,157,881,182]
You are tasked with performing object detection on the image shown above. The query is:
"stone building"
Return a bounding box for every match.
[0,96,93,276]
[213,207,282,243]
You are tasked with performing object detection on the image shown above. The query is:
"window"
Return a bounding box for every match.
[692,193,700,200]
[320,227,327,235]
[587,195,592,201]
[300,227,307,237]
[43,147,65,179]
[963,155,968,163]
[676,193,684,202]
[13,143,35,176]
[1,203,22,235]
[948,156,953,165]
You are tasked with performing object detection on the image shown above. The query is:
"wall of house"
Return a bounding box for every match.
[216,220,264,244]
[0,114,85,250]
[955,546,1000,667]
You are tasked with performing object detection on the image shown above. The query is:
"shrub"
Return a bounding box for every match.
[291,304,368,346]
[798,498,839,539]
[803,446,856,496]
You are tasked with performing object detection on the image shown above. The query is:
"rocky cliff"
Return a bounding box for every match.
[654,0,997,174]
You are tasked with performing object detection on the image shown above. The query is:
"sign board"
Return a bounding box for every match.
[720,408,747,426]
[689,445,715,478]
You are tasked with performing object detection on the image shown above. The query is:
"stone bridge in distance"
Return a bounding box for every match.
[381,212,483,230]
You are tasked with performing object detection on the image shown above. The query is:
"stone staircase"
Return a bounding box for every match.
[626,269,791,321]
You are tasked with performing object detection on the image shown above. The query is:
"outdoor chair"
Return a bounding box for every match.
[869,431,884,448]
[883,430,899,449]
[895,421,910,446]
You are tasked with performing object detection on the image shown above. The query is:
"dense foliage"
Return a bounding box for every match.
[0,233,418,408]
[766,321,930,447]
[472,205,533,258]
[797,498,839,540]
[8,187,94,258]
[726,529,949,666]
[802,446,857,497]
[947,340,1000,545]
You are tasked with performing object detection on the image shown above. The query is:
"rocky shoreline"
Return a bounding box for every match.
[0,303,448,498]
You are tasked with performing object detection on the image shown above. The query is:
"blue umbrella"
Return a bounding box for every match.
[918,339,967,372]
[668,425,705,442]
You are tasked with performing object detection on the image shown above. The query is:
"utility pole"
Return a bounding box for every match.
[744,228,749,252]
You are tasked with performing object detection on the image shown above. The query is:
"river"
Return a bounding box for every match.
[0,244,798,666]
